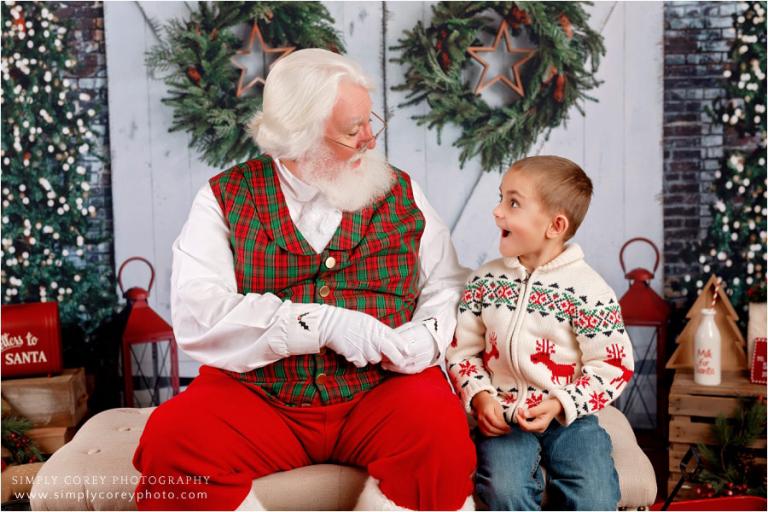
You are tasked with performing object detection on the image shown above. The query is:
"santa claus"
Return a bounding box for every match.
[132,48,476,511]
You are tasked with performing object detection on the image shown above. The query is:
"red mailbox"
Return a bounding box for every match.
[1,301,63,378]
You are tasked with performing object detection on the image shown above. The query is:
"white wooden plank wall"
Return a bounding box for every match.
[105,1,664,380]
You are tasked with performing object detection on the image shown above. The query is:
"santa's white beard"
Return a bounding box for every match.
[298,145,395,212]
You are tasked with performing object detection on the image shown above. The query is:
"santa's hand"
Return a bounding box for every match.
[382,322,439,374]
[319,306,407,368]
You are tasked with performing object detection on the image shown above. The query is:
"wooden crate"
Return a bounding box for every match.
[1,368,88,427]
[26,426,77,454]
[667,369,767,497]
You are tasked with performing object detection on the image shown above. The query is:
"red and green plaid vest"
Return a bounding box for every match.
[208,156,425,406]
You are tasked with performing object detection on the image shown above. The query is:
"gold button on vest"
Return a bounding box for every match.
[325,256,337,269]
[318,285,331,298]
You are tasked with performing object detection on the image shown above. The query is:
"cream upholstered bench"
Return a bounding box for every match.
[30,406,656,510]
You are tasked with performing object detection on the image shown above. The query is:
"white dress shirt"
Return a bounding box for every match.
[170,158,469,373]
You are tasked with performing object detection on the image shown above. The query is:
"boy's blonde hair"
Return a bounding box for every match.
[509,155,593,240]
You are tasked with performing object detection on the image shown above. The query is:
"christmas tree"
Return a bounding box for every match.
[1,1,117,335]
[677,2,767,323]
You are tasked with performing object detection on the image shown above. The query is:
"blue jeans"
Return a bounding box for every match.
[475,415,620,511]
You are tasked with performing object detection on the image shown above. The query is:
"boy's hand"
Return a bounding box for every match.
[516,398,563,433]
[471,391,511,437]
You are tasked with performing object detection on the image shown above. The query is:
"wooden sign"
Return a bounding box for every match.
[751,338,767,385]
[747,302,766,367]
[666,275,747,371]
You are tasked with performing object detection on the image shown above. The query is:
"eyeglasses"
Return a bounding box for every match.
[326,111,387,155]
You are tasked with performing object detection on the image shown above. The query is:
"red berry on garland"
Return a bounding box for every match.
[29,456,37,463]
[439,52,451,71]
[186,66,201,85]
[543,65,558,85]
[559,14,574,39]
[507,6,531,29]
[553,74,566,102]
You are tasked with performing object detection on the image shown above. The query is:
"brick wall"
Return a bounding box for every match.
[54,1,114,278]
[663,1,750,301]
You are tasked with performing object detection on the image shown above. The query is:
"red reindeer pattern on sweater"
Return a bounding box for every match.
[482,332,500,368]
[530,339,576,385]
[604,344,634,389]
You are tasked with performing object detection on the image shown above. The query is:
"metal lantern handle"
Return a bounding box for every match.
[619,237,660,275]
[117,256,155,296]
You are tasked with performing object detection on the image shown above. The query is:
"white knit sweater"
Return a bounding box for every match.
[446,244,634,427]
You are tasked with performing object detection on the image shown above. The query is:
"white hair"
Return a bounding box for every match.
[247,49,374,159]
[299,146,395,212]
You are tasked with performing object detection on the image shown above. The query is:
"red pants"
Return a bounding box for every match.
[132,366,476,510]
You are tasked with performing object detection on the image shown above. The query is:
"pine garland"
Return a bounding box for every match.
[146,1,345,168]
[1,416,45,465]
[1,1,118,335]
[391,1,604,172]
[695,398,767,498]
[675,2,767,322]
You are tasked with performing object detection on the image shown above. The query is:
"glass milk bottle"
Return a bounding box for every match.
[694,308,721,386]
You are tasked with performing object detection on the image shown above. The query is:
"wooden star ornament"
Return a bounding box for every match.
[467,20,536,96]
[231,22,295,97]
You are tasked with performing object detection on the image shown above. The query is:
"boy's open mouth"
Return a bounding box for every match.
[501,229,510,238]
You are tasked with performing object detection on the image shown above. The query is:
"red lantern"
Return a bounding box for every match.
[118,257,179,407]
[617,238,670,436]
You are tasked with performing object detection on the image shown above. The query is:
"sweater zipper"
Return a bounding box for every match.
[509,269,533,413]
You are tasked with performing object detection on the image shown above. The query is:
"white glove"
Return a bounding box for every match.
[318,306,408,369]
[274,302,326,357]
[382,321,439,374]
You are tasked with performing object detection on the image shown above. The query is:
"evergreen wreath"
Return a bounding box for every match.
[392,1,605,172]
[146,2,344,168]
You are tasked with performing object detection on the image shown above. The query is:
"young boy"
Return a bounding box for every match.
[446,156,634,510]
